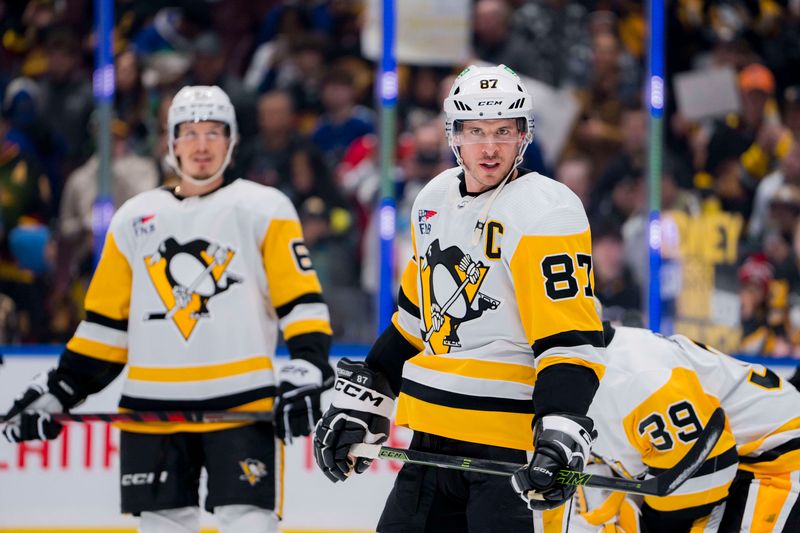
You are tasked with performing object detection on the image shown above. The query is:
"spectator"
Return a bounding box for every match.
[3,76,64,202]
[130,5,212,57]
[738,253,789,356]
[556,155,592,211]
[55,117,159,298]
[565,31,636,180]
[512,0,592,87]
[706,64,794,181]
[0,111,53,342]
[238,90,309,188]
[592,222,642,325]
[749,142,800,241]
[37,28,93,174]
[114,50,150,155]
[472,0,539,79]
[311,68,374,171]
[591,105,646,213]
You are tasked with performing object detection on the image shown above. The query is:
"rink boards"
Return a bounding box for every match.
[0,349,408,533]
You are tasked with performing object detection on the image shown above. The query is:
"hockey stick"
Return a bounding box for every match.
[350,407,725,497]
[0,410,273,424]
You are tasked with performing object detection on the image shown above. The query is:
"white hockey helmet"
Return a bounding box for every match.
[167,85,238,184]
[444,65,533,166]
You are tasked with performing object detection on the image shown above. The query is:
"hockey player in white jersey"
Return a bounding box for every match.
[552,321,800,533]
[314,64,605,531]
[1,86,333,533]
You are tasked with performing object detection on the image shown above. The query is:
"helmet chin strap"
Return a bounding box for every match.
[461,141,529,248]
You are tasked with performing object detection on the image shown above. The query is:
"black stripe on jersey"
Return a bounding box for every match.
[648,445,738,477]
[366,323,420,396]
[119,386,277,411]
[739,436,800,464]
[402,379,535,414]
[531,329,605,358]
[717,470,754,532]
[398,288,420,318]
[60,349,126,396]
[274,293,325,318]
[86,311,128,332]
[533,363,599,418]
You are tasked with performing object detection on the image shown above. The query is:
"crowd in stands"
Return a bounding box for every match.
[0,0,798,356]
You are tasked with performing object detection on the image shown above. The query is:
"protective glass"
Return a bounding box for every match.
[175,130,227,144]
[452,121,525,146]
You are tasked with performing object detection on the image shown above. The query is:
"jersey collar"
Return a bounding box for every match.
[165,176,237,201]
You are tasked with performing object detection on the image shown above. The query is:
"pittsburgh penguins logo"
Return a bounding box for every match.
[144,237,242,339]
[420,240,500,352]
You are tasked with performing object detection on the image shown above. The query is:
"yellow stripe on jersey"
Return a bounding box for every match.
[738,417,800,458]
[537,355,606,382]
[114,397,274,434]
[128,356,273,382]
[391,312,424,351]
[399,256,420,308]
[283,319,333,340]
[749,471,794,528]
[84,232,132,321]
[645,480,732,512]
[408,354,535,384]
[262,219,323,308]
[66,337,128,364]
[395,393,534,451]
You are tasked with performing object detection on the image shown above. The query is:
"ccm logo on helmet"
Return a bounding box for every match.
[334,381,385,407]
[478,100,503,106]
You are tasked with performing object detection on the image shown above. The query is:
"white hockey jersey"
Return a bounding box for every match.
[588,325,800,521]
[392,168,605,451]
[65,179,331,433]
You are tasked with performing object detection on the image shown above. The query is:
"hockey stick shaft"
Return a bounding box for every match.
[0,410,273,424]
[351,407,725,497]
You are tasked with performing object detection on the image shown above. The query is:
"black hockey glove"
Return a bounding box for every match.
[511,414,597,511]
[313,358,395,482]
[275,358,334,444]
[2,369,85,443]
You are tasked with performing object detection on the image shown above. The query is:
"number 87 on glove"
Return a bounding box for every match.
[312,358,396,482]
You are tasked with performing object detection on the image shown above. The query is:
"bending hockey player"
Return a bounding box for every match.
[314,65,605,532]
[1,86,333,533]
[562,321,800,533]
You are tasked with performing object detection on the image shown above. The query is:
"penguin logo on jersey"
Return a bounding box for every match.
[144,237,242,339]
[420,239,500,352]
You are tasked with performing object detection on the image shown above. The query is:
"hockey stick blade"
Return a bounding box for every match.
[0,410,274,424]
[350,407,725,497]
